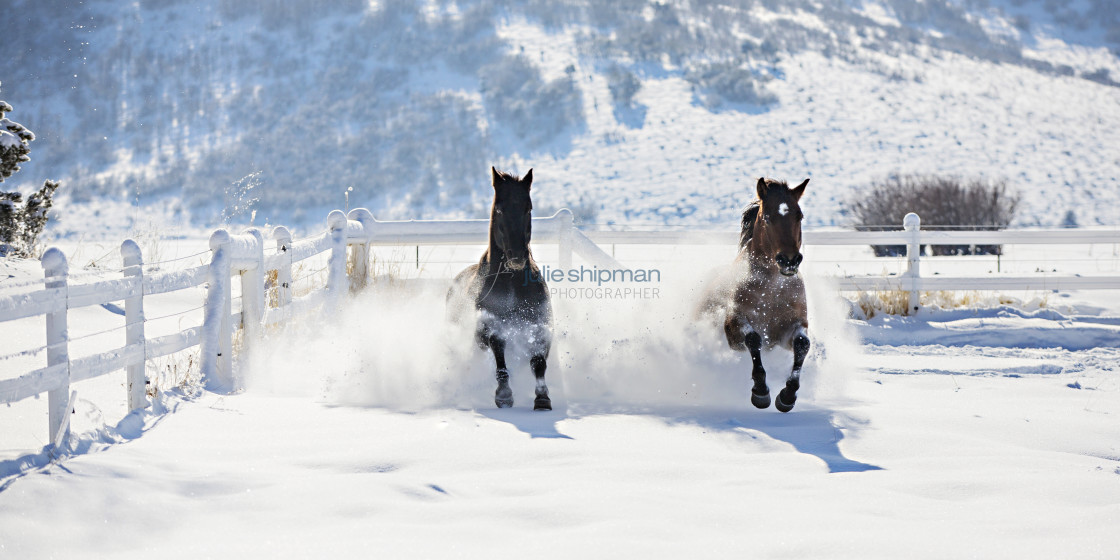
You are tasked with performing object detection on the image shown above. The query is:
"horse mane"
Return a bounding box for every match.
[493,169,523,183]
[739,202,760,251]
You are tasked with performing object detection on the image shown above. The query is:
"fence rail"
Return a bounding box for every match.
[582,227,1120,246]
[584,213,1120,309]
[3,209,1118,453]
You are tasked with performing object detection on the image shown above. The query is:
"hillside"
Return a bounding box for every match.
[2,0,1119,234]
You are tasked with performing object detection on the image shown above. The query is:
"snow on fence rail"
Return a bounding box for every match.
[3,209,1117,450]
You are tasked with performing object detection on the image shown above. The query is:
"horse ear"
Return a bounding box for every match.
[791,178,809,200]
[491,166,501,188]
[756,177,769,200]
[522,168,533,189]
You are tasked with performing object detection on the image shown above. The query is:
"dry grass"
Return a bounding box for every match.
[850,289,1050,319]
[146,348,202,397]
[265,268,281,308]
[852,289,912,319]
[290,262,328,298]
[369,253,411,288]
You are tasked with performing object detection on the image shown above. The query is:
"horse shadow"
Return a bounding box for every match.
[477,407,573,439]
[477,400,881,473]
[520,401,877,473]
[662,405,882,474]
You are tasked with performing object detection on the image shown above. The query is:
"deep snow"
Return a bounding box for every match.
[2,241,1119,557]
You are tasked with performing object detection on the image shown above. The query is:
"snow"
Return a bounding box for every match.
[858,1,903,28]
[3,1,1120,555]
[3,360,1118,557]
[3,241,1120,556]
[6,0,1120,231]
[0,129,22,150]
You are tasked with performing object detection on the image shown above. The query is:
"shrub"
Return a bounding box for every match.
[1,179,60,257]
[847,174,1019,256]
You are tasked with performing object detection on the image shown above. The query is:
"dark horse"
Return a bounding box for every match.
[447,167,553,410]
[703,177,811,413]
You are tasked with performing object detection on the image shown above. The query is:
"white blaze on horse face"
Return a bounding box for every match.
[778,203,789,216]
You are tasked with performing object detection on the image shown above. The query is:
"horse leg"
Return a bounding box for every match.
[745,331,771,409]
[530,355,551,411]
[727,316,770,409]
[528,323,552,411]
[776,328,810,413]
[485,332,513,408]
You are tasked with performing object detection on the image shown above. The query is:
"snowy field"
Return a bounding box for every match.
[2,239,1119,558]
[3,0,1120,555]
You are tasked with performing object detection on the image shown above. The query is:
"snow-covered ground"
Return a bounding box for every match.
[2,241,1118,557]
[3,0,1120,555]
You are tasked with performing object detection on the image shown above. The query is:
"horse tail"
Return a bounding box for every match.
[739,202,760,250]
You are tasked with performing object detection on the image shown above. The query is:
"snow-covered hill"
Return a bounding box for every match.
[3,0,1119,235]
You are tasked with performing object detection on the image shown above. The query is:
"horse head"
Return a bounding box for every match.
[489,166,534,271]
[752,177,809,276]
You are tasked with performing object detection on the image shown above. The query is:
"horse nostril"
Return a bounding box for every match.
[775,253,801,271]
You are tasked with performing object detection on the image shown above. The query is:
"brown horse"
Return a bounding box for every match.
[703,177,811,412]
[447,167,553,410]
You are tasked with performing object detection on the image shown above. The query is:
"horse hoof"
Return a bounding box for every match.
[775,389,796,413]
[751,390,771,409]
[495,384,513,408]
[533,396,552,411]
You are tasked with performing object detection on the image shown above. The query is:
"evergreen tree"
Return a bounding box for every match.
[0,82,36,182]
[1,83,60,257]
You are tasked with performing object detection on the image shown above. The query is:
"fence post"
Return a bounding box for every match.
[240,228,265,358]
[326,210,348,306]
[41,248,70,445]
[557,208,574,270]
[347,208,375,291]
[202,229,233,391]
[272,226,293,308]
[904,212,921,313]
[121,240,148,411]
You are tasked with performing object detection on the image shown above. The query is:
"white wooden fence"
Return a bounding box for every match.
[0,208,604,449]
[2,209,1118,451]
[582,212,1120,312]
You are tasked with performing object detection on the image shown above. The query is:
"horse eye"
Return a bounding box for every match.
[495,208,503,215]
